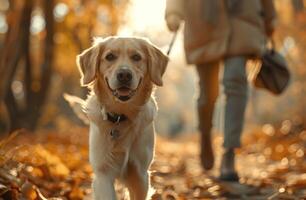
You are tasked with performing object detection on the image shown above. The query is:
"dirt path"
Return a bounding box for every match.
[151,133,306,199]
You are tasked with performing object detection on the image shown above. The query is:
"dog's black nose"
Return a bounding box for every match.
[117,68,132,84]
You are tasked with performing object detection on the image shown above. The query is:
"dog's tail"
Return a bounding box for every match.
[63,93,89,125]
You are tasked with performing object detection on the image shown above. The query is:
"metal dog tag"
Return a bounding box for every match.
[110,129,120,139]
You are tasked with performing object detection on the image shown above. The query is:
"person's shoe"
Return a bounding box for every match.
[219,148,239,182]
[200,133,214,170]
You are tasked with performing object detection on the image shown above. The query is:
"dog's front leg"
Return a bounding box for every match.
[125,164,150,200]
[125,125,155,200]
[89,123,116,199]
[93,173,116,200]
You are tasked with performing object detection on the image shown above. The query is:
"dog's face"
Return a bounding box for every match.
[101,38,148,102]
[77,37,168,102]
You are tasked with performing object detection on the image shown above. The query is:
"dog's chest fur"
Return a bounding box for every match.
[84,94,157,176]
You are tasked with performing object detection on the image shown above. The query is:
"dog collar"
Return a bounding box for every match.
[106,112,127,140]
[106,112,127,124]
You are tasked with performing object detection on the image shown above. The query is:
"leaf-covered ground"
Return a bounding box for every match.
[0,121,305,199]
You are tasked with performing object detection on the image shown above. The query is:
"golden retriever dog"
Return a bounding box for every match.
[64,36,168,200]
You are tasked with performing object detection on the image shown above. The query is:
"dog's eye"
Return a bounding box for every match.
[105,53,117,61]
[131,54,142,62]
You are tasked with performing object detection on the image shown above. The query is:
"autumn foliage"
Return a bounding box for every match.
[0,0,306,199]
[0,123,305,199]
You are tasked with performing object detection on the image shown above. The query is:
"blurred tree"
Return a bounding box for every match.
[0,0,129,132]
[292,0,304,12]
[0,0,54,131]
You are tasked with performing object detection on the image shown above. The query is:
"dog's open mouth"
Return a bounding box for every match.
[112,86,136,101]
[106,78,141,102]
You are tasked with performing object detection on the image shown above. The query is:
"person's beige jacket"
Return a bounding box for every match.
[165,0,277,64]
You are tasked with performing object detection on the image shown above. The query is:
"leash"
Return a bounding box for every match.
[166,31,178,56]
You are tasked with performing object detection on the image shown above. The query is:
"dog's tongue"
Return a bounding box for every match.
[116,87,131,96]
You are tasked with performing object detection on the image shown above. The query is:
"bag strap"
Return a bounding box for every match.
[266,36,276,52]
[249,37,275,82]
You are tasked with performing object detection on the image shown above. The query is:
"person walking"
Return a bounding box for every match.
[165,0,276,181]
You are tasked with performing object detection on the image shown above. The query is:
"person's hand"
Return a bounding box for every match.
[166,14,181,32]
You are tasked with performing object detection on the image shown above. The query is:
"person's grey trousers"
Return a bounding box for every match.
[196,56,248,148]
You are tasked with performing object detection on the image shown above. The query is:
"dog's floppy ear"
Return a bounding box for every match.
[77,40,104,86]
[144,40,169,86]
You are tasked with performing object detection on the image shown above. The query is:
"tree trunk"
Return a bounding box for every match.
[1,0,32,131]
[25,0,55,129]
[0,1,25,104]
[292,0,304,12]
